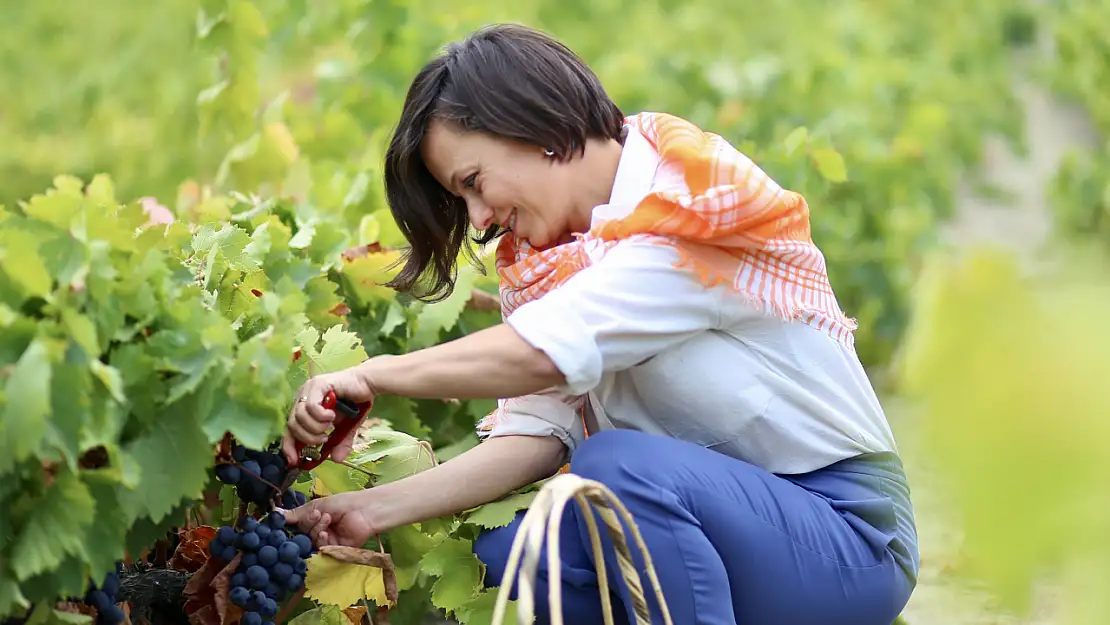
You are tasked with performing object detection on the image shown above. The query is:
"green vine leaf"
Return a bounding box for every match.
[10,469,95,582]
[418,538,484,615]
[347,426,436,485]
[463,490,538,530]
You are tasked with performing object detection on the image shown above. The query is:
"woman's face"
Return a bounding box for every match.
[420,119,613,250]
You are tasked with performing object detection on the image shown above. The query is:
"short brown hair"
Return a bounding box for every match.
[382,23,625,301]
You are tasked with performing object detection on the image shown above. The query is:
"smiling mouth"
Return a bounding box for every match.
[502,209,517,231]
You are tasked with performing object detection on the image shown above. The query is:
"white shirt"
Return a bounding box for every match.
[482,127,898,475]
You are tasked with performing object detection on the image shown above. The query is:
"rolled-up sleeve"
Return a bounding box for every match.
[504,238,723,396]
[478,390,587,458]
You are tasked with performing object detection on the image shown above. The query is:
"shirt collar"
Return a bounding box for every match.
[591,121,661,225]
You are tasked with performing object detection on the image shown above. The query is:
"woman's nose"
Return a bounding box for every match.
[466,197,495,231]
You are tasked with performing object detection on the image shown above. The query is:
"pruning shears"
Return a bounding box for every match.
[290,360,373,471]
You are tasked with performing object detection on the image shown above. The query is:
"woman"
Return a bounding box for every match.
[279,23,918,625]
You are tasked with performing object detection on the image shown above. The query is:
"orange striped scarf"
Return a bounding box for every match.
[497,112,856,341]
[478,112,857,440]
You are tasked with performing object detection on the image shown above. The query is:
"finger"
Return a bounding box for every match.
[330,420,361,463]
[309,513,331,543]
[277,502,311,526]
[306,401,336,423]
[295,410,333,437]
[298,507,323,535]
[287,420,328,447]
[295,395,335,434]
[281,433,300,466]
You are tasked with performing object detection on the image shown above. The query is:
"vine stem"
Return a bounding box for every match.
[230,461,285,495]
[274,587,306,624]
[340,460,375,479]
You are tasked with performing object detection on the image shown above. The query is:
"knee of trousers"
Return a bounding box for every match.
[473,518,517,588]
[568,429,657,491]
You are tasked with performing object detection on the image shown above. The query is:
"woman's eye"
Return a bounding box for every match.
[462,173,477,189]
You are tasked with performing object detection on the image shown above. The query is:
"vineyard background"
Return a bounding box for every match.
[2,0,1109,624]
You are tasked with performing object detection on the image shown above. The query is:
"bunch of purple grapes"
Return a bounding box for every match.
[83,562,124,625]
[208,513,316,624]
[215,443,307,509]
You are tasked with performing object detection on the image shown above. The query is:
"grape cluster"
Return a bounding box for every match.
[208,512,315,623]
[83,562,124,625]
[214,443,306,509]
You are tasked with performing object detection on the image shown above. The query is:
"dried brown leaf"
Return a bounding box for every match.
[342,605,367,625]
[317,546,391,568]
[170,526,218,573]
[184,551,243,625]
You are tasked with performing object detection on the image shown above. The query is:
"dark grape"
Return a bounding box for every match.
[278,541,300,564]
[233,446,247,462]
[230,587,251,608]
[242,612,263,625]
[86,590,111,611]
[291,534,313,558]
[264,581,281,599]
[215,464,241,485]
[256,524,271,539]
[246,565,269,589]
[99,605,125,625]
[267,511,285,529]
[282,490,306,509]
[239,531,261,551]
[271,563,293,583]
[251,590,268,610]
[242,460,261,479]
[100,574,119,597]
[208,538,223,558]
[293,559,307,574]
[241,552,259,568]
[262,463,282,484]
[258,545,278,567]
[220,545,238,562]
[231,573,246,588]
[259,598,278,618]
[217,525,238,545]
[83,561,125,625]
[267,531,285,548]
[241,517,259,533]
[285,574,303,591]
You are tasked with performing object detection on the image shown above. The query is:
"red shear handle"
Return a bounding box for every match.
[293,390,372,470]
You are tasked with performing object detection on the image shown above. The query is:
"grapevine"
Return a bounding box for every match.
[0,0,1073,622]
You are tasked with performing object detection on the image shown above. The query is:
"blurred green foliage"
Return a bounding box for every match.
[1040,0,1110,249]
[900,245,1110,624]
[0,0,1034,370]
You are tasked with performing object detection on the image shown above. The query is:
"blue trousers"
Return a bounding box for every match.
[474,430,918,625]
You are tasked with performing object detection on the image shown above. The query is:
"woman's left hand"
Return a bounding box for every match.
[282,365,377,465]
[279,490,377,548]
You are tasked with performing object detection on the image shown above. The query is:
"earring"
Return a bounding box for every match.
[543,148,555,157]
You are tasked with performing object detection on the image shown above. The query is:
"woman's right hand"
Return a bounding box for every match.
[282,365,377,466]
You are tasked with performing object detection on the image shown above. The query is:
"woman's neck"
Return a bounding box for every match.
[567,133,627,234]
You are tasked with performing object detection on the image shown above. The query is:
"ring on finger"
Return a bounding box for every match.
[298,396,308,403]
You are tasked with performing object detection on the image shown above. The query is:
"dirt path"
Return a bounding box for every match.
[893,16,1097,625]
